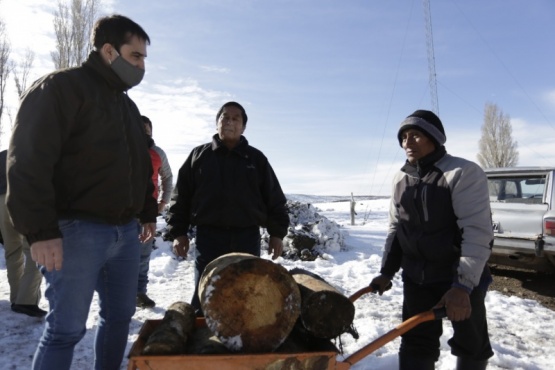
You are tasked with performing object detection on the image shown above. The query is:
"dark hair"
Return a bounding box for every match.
[141,115,152,129]
[92,14,150,52]
[216,101,248,126]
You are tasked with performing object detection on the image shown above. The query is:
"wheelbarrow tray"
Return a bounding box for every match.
[128,305,446,370]
[127,317,343,370]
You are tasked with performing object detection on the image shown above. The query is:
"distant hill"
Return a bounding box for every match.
[285,194,389,203]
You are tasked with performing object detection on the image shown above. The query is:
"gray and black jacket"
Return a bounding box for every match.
[380,147,493,291]
[166,134,289,240]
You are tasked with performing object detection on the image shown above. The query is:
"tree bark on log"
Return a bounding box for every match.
[141,301,196,355]
[187,326,231,355]
[199,252,301,353]
[290,268,355,339]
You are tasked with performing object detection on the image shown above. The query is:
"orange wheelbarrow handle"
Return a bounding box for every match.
[342,307,447,367]
[349,283,392,303]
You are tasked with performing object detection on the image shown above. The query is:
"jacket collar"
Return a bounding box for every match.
[211,134,249,156]
[402,145,447,177]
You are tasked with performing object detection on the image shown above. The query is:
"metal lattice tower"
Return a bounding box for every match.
[423,0,439,115]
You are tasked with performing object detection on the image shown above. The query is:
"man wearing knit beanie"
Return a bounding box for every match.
[371,109,493,370]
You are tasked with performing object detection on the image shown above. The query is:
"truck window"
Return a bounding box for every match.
[487,175,546,203]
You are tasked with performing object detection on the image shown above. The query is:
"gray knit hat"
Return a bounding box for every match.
[397,110,446,147]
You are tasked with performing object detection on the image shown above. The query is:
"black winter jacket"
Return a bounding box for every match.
[7,52,157,244]
[166,135,289,239]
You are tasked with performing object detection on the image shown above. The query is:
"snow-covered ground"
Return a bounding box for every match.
[1,197,553,369]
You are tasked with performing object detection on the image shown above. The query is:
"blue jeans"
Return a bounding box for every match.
[137,239,154,294]
[32,219,141,370]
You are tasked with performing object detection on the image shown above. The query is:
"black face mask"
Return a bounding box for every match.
[110,51,145,88]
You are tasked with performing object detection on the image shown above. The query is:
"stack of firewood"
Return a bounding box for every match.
[141,253,356,355]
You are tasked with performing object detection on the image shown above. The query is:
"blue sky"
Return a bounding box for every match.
[2,0,555,195]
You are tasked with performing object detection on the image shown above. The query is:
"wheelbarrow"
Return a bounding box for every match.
[127,285,447,370]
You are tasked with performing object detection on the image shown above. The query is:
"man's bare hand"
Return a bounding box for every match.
[172,236,189,258]
[139,222,156,243]
[31,238,63,272]
[157,201,166,214]
[268,236,283,260]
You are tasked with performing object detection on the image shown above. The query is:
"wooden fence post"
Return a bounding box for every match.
[350,192,356,226]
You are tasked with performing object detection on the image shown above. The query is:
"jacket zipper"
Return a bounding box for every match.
[421,185,429,222]
[119,93,135,212]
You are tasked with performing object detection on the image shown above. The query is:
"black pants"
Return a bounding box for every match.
[400,279,494,361]
[190,225,261,313]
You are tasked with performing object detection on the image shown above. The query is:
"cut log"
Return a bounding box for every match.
[141,301,196,355]
[290,268,355,339]
[186,326,231,355]
[199,252,301,353]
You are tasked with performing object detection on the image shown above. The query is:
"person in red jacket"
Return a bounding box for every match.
[136,115,173,308]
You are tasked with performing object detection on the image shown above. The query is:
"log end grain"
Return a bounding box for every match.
[291,268,356,339]
[301,290,355,338]
[200,253,302,353]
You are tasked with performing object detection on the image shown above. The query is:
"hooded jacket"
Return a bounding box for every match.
[380,146,493,291]
[7,51,157,244]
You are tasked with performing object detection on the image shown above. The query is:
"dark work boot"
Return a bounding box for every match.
[399,353,435,370]
[11,304,47,317]
[456,357,487,370]
[136,293,155,308]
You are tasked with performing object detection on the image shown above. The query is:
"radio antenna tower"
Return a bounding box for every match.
[423,0,439,115]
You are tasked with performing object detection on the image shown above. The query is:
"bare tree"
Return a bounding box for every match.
[0,17,12,136]
[51,0,101,69]
[13,49,35,97]
[51,2,72,69]
[477,102,519,168]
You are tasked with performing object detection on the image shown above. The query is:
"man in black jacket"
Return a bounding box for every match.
[166,101,289,316]
[371,110,493,370]
[7,15,157,370]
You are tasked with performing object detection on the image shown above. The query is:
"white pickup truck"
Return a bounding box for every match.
[485,167,555,272]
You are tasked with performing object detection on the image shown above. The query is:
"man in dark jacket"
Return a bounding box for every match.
[7,15,157,370]
[0,150,44,317]
[370,110,493,370]
[166,101,289,316]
